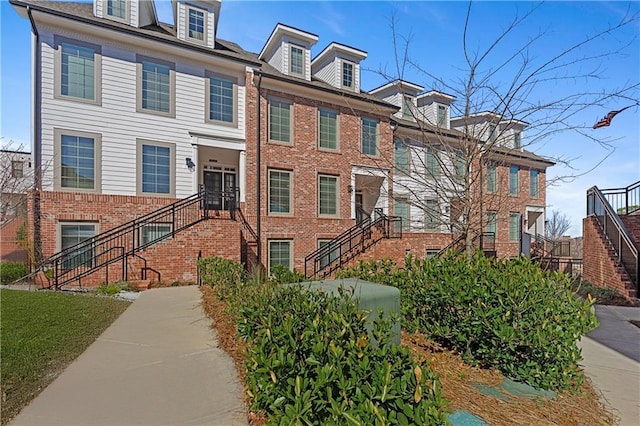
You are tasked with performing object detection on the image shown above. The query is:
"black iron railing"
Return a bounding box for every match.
[587,184,638,292]
[533,234,571,258]
[36,187,239,289]
[304,208,401,279]
[436,232,496,257]
[600,181,640,216]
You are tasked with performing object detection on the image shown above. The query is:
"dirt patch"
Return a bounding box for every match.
[403,332,617,426]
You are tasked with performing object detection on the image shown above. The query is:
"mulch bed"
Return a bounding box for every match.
[201,286,616,426]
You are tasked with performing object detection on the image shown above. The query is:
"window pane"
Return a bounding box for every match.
[107,0,126,19]
[140,223,172,246]
[509,166,519,195]
[437,105,447,127]
[319,109,337,149]
[394,138,410,174]
[188,8,205,41]
[487,162,497,193]
[142,61,171,113]
[61,224,96,269]
[488,124,497,143]
[455,153,465,180]
[269,241,291,273]
[141,144,171,194]
[319,175,338,216]
[530,170,538,197]
[61,43,95,100]
[402,97,413,118]
[394,198,410,231]
[269,170,291,213]
[60,135,95,189]
[514,132,522,148]
[210,76,234,122]
[361,118,378,155]
[486,211,497,235]
[269,100,291,142]
[319,240,339,269]
[425,199,439,231]
[342,62,353,88]
[509,213,520,241]
[426,148,439,177]
[290,46,303,75]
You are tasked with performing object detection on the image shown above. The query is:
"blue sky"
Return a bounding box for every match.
[1,0,639,236]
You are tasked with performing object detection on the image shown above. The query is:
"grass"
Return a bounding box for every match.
[0,289,130,425]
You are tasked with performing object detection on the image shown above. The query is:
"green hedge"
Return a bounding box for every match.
[337,252,598,391]
[0,262,28,284]
[199,257,449,425]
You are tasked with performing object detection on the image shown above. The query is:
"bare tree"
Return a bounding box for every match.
[546,209,572,239]
[365,2,638,253]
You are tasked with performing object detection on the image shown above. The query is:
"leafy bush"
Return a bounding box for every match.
[96,283,121,296]
[269,264,305,285]
[203,257,449,424]
[338,252,598,391]
[198,256,244,288]
[0,262,28,284]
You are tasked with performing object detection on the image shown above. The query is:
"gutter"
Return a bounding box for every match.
[256,73,263,266]
[27,5,43,264]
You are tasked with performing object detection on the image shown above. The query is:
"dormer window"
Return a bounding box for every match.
[402,96,414,118]
[342,61,354,89]
[187,6,206,42]
[290,45,304,76]
[106,0,127,21]
[514,132,522,148]
[437,105,447,127]
[488,124,497,143]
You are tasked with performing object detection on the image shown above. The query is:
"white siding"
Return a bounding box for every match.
[38,28,246,198]
[138,0,155,28]
[313,57,335,86]
[269,44,282,73]
[130,0,139,27]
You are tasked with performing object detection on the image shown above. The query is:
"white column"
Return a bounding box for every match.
[350,171,356,219]
[239,150,246,203]
[191,144,199,193]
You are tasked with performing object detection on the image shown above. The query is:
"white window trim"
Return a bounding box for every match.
[340,59,355,90]
[361,117,379,157]
[318,108,340,151]
[268,169,293,216]
[205,71,238,127]
[184,4,208,45]
[289,44,305,78]
[268,97,293,144]
[136,139,176,197]
[54,36,102,106]
[268,239,293,273]
[53,128,102,193]
[103,0,129,23]
[318,174,340,218]
[136,55,176,118]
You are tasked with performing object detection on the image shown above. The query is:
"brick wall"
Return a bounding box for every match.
[583,216,636,298]
[27,191,241,287]
[620,215,640,244]
[0,218,28,262]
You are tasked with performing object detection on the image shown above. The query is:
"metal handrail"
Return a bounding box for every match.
[437,232,495,257]
[587,185,638,291]
[600,180,640,216]
[36,188,239,289]
[533,234,571,258]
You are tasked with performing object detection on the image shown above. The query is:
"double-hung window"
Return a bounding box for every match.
[402,96,413,118]
[455,152,465,180]
[318,240,340,269]
[137,56,175,116]
[514,132,522,149]
[394,197,410,232]
[55,129,101,192]
[425,199,439,231]
[437,105,447,127]
[137,140,174,196]
[269,99,292,143]
[268,240,292,274]
[394,138,410,174]
[187,6,206,42]
[318,108,338,150]
[486,211,497,241]
[289,45,304,76]
[509,213,521,242]
[488,124,497,143]
[509,165,519,195]
[361,118,378,156]
[318,175,338,217]
[207,73,236,125]
[342,61,354,89]
[426,147,439,177]
[105,0,127,20]
[530,170,539,197]
[486,162,497,193]
[60,223,96,269]
[268,169,292,214]
[55,37,101,104]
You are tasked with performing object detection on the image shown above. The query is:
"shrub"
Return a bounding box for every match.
[338,251,598,391]
[0,262,28,284]
[204,257,449,424]
[96,283,121,296]
[198,256,244,288]
[269,264,305,285]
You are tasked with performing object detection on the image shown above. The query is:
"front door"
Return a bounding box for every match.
[204,169,237,210]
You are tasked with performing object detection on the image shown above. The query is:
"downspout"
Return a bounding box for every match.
[256,72,263,266]
[27,6,43,265]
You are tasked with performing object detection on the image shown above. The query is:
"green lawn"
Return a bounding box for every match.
[0,289,130,425]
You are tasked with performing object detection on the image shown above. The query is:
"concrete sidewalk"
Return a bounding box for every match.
[10,286,247,426]
[579,305,640,426]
